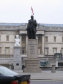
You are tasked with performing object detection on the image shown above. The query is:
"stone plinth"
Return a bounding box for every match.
[25,39,41,72]
[51,65,56,73]
[13,46,22,70]
[24,59,41,72]
[27,39,38,59]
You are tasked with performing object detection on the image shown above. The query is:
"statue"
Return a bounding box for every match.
[15,35,20,46]
[27,15,37,39]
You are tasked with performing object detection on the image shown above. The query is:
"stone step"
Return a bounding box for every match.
[24,59,41,72]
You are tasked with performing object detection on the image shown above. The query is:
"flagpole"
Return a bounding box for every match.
[31,6,34,16]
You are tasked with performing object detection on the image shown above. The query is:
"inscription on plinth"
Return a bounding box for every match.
[27,39,38,59]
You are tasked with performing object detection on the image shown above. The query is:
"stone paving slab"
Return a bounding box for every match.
[15,71,63,80]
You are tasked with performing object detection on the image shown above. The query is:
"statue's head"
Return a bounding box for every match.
[16,35,19,39]
[31,15,34,20]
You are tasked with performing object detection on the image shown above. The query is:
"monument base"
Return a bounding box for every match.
[24,58,41,72]
[13,46,22,71]
[24,39,41,72]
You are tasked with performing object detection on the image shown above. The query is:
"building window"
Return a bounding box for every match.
[0,47,1,53]
[22,35,26,42]
[53,48,57,55]
[38,35,42,44]
[5,47,10,55]
[21,35,26,54]
[22,35,26,44]
[45,36,48,42]
[22,47,26,54]
[38,35,42,54]
[0,35,1,41]
[6,35,9,41]
[54,36,56,42]
[38,47,42,55]
[45,48,49,55]
[58,62,63,66]
[61,48,63,55]
[62,37,63,42]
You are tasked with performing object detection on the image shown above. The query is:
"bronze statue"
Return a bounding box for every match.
[27,15,37,39]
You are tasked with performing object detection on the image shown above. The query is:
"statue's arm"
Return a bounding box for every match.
[26,20,30,30]
[35,20,37,27]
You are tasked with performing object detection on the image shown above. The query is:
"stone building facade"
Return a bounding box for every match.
[0,23,63,70]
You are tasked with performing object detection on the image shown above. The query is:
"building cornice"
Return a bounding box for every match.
[0,23,63,31]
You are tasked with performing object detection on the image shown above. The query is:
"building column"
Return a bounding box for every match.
[26,35,28,56]
[20,35,22,47]
[42,35,45,56]
[36,36,38,55]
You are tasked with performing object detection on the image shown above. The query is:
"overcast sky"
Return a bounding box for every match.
[0,0,63,24]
